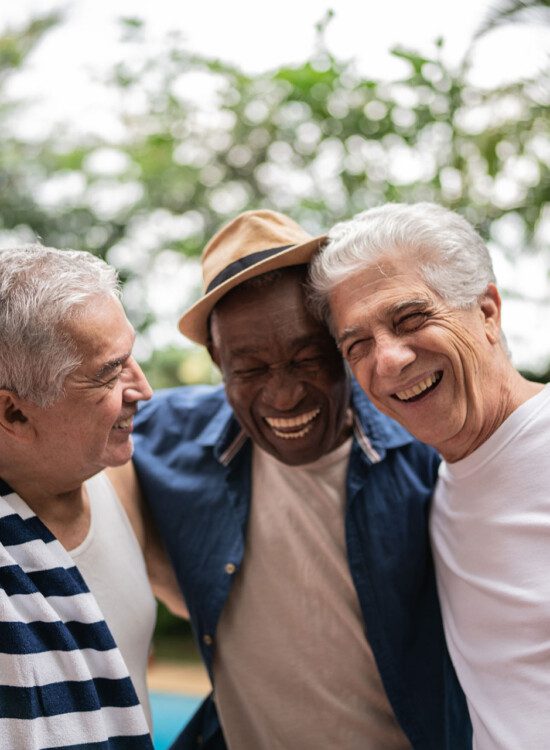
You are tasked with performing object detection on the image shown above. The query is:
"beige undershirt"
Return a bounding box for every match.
[213,440,410,750]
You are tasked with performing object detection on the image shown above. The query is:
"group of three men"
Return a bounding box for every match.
[0,202,547,750]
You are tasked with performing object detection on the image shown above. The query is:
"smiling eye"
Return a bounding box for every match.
[234,366,268,380]
[396,312,427,333]
[293,355,324,369]
[345,339,371,363]
[103,370,122,388]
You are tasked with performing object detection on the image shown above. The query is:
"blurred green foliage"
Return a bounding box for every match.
[0,12,549,387]
[152,604,200,663]
[141,345,220,391]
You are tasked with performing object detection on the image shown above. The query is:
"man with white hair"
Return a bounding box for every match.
[309,202,549,749]
[0,245,156,748]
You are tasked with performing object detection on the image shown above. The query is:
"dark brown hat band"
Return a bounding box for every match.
[205,244,293,293]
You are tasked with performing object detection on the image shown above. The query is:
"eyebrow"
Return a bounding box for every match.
[93,351,132,380]
[336,298,428,348]
[390,298,428,315]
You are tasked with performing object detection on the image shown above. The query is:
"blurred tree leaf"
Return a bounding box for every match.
[474,0,550,39]
[0,13,548,378]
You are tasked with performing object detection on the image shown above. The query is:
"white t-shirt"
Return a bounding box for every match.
[430,384,550,749]
[69,471,157,729]
[213,440,410,750]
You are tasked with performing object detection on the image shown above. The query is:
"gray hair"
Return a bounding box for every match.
[0,244,120,407]
[308,202,497,327]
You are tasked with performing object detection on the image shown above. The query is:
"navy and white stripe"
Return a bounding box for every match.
[0,483,153,750]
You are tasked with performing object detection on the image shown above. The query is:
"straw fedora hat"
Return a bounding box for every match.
[178,209,326,344]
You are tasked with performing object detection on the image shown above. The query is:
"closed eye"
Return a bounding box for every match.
[344,338,372,363]
[396,312,427,333]
[95,366,123,389]
[293,355,325,369]
[233,366,268,379]
[103,374,120,388]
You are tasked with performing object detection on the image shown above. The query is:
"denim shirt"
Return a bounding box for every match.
[133,382,472,750]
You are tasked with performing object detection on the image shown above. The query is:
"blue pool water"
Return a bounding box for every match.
[150,692,203,750]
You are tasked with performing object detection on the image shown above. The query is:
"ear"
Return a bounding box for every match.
[479,283,502,345]
[0,391,33,441]
[206,312,226,379]
[206,339,220,368]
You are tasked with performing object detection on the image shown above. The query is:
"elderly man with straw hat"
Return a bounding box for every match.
[113,210,472,749]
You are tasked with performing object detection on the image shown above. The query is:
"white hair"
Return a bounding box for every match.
[0,244,120,407]
[308,202,497,327]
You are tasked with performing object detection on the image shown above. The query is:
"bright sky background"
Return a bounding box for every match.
[2,0,550,371]
[4,0,550,137]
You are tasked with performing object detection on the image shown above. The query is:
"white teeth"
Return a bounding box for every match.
[273,424,314,439]
[114,417,132,430]
[265,408,320,438]
[395,373,439,402]
[265,408,320,430]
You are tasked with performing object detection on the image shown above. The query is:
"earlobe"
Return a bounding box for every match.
[480,283,502,345]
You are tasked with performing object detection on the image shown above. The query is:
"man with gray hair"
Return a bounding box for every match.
[309,202,549,749]
[0,245,156,748]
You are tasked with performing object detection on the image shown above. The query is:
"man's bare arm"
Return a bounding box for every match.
[106,462,189,619]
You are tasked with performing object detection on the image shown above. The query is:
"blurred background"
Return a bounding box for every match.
[1,0,549,721]
[1,1,549,381]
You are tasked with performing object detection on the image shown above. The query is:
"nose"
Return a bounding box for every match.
[122,357,153,403]
[374,336,416,380]
[260,366,306,412]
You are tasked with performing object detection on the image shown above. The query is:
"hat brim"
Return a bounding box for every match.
[178,234,327,345]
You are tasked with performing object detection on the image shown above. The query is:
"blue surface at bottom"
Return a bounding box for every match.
[150,691,203,750]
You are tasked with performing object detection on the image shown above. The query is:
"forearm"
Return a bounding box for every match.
[105,462,188,618]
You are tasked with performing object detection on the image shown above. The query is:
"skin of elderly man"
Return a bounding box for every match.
[309,201,549,750]
[0,245,163,749]
[112,209,472,750]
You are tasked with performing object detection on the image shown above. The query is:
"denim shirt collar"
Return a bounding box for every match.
[349,379,415,462]
[201,378,415,467]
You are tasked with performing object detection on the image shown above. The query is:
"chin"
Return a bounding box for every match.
[105,443,134,468]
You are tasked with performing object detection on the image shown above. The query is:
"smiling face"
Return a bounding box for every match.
[209,269,351,466]
[329,257,505,461]
[24,295,153,485]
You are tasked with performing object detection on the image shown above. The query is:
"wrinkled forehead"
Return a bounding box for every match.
[336,256,432,299]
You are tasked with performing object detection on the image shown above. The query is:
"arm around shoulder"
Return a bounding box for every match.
[106,462,189,619]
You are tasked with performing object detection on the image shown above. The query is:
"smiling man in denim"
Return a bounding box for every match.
[126,209,471,749]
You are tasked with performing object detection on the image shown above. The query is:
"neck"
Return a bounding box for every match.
[442,369,544,463]
[0,469,91,549]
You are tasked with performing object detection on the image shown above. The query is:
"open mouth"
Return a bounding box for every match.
[392,371,443,403]
[264,408,321,440]
[113,416,133,431]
